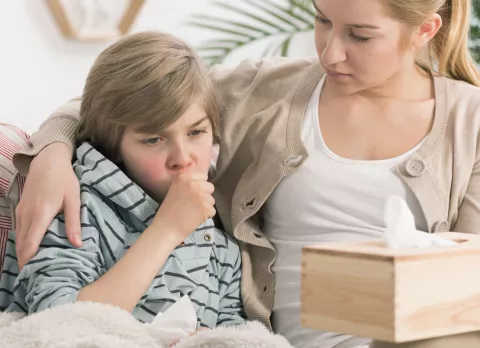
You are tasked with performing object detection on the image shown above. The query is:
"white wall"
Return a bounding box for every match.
[0,0,315,133]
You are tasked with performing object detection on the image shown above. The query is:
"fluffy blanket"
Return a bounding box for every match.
[0,302,293,348]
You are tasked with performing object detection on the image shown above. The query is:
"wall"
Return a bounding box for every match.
[0,0,315,134]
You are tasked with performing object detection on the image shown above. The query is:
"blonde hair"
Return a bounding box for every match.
[78,31,220,161]
[384,0,480,86]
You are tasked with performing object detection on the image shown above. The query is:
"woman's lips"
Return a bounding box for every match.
[325,68,352,79]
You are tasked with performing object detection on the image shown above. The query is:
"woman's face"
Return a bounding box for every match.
[313,0,418,94]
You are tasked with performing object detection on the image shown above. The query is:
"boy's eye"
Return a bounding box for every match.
[143,137,161,144]
[189,129,207,137]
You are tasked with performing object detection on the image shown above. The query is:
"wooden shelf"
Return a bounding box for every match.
[45,0,145,41]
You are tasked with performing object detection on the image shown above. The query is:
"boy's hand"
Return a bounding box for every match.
[154,172,215,245]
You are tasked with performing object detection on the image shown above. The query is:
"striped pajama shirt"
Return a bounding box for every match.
[0,142,245,328]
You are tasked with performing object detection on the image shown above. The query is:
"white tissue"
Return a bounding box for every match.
[147,295,198,347]
[383,195,456,248]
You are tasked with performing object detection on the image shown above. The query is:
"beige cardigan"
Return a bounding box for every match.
[13,58,480,330]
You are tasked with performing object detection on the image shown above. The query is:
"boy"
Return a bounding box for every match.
[0,31,245,329]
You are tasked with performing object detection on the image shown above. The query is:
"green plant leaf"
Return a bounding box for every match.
[471,24,480,40]
[195,46,230,53]
[470,45,480,62]
[474,0,480,19]
[191,14,273,36]
[262,37,282,57]
[198,38,249,46]
[280,35,294,56]
[188,0,317,65]
[242,0,304,30]
[186,21,258,40]
[288,0,316,17]
[213,2,290,32]
[247,0,313,27]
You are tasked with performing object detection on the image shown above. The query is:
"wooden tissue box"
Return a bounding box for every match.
[301,232,480,343]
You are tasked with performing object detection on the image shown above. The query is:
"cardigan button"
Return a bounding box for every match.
[284,155,304,167]
[433,220,448,232]
[405,159,426,177]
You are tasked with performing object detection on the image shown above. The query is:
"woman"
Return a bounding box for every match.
[10,0,480,347]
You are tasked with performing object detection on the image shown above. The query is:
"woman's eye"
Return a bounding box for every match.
[349,30,371,43]
[315,15,331,25]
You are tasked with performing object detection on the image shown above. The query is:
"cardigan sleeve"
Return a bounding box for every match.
[12,98,81,176]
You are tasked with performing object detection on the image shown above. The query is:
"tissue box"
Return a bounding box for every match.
[301,232,480,343]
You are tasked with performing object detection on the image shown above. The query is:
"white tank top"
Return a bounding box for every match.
[263,77,427,348]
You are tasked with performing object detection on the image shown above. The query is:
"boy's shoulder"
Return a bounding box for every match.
[212,227,240,257]
[73,141,108,172]
[72,142,141,223]
[71,143,105,206]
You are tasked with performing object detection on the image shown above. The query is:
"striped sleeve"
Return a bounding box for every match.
[0,124,30,272]
[216,235,245,326]
[13,189,106,313]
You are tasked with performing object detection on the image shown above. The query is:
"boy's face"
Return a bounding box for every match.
[119,102,214,202]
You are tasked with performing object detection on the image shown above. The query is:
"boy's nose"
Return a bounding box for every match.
[168,145,193,172]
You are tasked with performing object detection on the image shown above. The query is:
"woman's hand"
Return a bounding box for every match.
[15,143,81,269]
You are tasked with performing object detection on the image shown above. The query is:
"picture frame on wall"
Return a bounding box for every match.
[45,0,145,41]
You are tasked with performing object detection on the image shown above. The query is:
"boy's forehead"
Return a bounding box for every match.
[165,103,209,127]
[178,103,208,122]
[165,113,210,132]
[129,106,209,136]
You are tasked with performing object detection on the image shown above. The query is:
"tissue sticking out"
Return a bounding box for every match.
[383,195,457,249]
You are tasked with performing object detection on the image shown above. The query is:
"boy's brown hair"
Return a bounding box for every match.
[77,31,220,161]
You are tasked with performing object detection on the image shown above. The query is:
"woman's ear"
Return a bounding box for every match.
[413,13,442,48]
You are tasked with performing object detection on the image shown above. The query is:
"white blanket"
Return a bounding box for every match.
[0,302,293,348]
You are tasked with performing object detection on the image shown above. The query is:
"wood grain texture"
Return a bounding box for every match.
[45,0,77,38]
[44,0,145,41]
[301,232,480,342]
[118,0,145,34]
